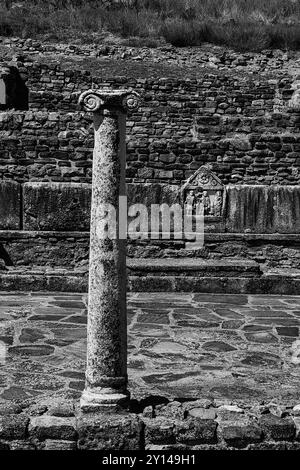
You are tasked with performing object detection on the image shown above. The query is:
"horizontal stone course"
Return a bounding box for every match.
[0,53,299,186]
[1,371,300,450]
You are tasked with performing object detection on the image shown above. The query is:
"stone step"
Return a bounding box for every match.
[0,260,299,294]
[127,258,261,277]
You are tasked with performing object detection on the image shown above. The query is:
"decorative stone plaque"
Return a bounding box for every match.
[181,164,224,218]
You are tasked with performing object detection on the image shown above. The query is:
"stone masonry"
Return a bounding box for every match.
[0,40,299,291]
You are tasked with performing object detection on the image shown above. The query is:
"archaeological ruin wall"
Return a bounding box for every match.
[0,53,299,292]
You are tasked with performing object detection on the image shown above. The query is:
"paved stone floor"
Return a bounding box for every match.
[0,292,300,408]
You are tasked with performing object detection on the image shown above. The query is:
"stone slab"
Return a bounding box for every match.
[23,182,91,231]
[225,185,300,233]
[0,180,21,230]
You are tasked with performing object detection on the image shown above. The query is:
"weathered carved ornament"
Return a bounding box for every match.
[181,164,224,217]
[79,88,141,113]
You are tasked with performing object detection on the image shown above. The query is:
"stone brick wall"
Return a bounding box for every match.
[0,46,299,278]
[0,55,299,186]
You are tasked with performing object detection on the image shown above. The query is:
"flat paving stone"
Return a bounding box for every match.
[194,294,248,305]
[0,292,299,406]
[276,327,299,337]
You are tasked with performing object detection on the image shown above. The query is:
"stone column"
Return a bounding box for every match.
[78,89,140,411]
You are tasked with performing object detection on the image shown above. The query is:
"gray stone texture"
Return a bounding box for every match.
[77,413,142,450]
[29,416,77,440]
[0,180,21,229]
[23,182,91,231]
[225,185,300,233]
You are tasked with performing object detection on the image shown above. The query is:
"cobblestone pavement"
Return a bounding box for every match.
[0,292,300,407]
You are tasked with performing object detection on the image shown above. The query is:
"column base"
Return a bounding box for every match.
[80,388,130,413]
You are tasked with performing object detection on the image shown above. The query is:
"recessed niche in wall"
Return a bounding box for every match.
[0,64,28,111]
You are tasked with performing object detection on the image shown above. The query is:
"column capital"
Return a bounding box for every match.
[79,88,141,113]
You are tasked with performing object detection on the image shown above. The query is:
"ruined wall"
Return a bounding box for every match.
[0,57,299,186]
[0,49,299,278]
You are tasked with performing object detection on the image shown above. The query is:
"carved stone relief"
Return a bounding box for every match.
[181,164,224,217]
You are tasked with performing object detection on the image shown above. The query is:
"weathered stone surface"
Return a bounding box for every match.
[218,404,244,414]
[144,417,178,445]
[0,414,29,440]
[156,401,184,420]
[259,414,295,441]
[0,403,22,416]
[29,416,77,440]
[225,186,300,234]
[47,401,75,417]
[127,183,179,208]
[221,423,263,448]
[176,418,217,445]
[188,408,217,420]
[23,182,91,231]
[0,180,20,230]
[77,413,142,450]
[8,345,54,356]
[9,440,36,450]
[43,439,77,450]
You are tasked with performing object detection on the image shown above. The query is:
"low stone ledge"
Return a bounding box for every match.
[1,230,300,242]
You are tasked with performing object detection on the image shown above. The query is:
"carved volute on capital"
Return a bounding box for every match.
[78,88,141,113]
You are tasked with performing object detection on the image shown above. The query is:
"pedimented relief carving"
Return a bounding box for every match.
[181,164,224,217]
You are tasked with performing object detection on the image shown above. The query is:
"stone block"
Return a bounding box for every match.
[0,414,29,440]
[259,414,295,441]
[143,417,176,445]
[156,401,184,420]
[225,185,300,233]
[47,400,75,417]
[221,424,262,448]
[188,408,217,420]
[77,413,142,450]
[0,403,22,415]
[0,180,21,229]
[29,416,77,441]
[176,418,217,445]
[23,182,91,231]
